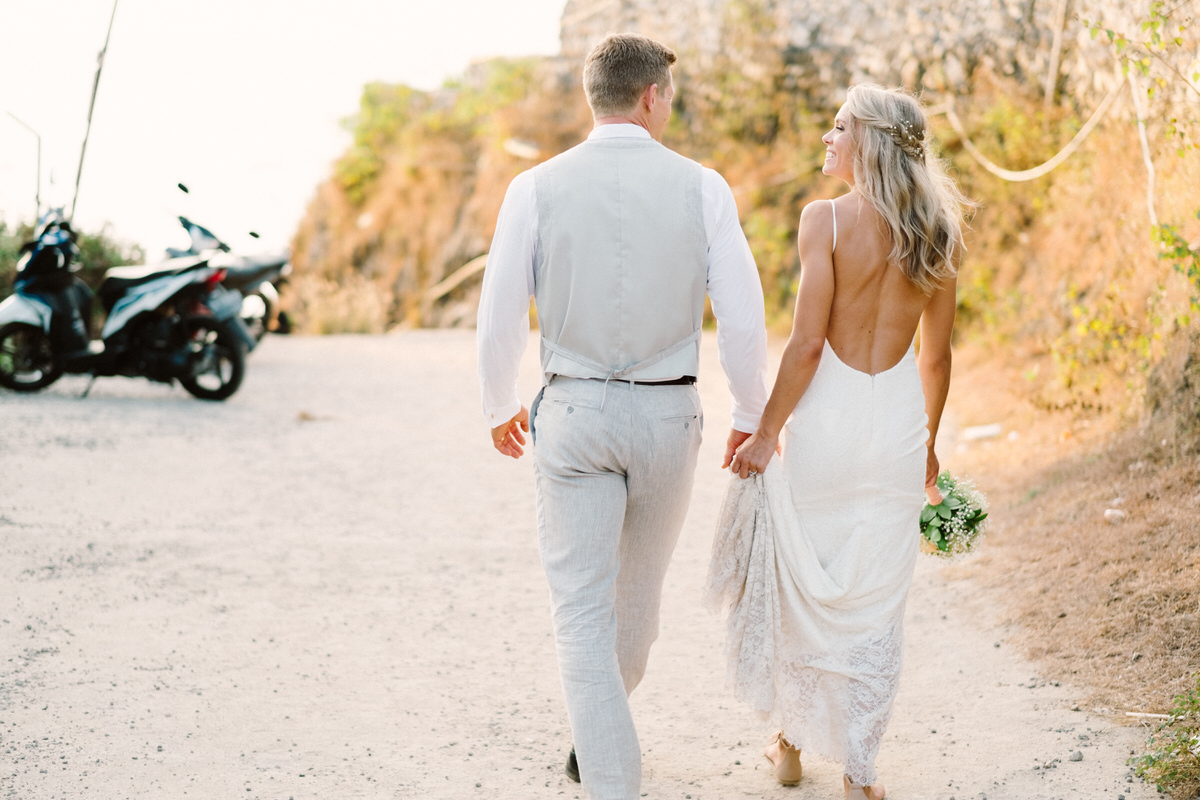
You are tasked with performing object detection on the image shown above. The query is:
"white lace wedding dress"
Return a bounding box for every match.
[707,339,928,785]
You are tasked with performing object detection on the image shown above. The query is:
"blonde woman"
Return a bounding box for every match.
[710,84,972,800]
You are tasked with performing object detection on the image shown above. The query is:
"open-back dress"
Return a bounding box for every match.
[706,336,928,785]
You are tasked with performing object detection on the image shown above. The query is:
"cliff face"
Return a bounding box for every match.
[287,0,1195,338]
[288,60,589,331]
[560,0,1146,103]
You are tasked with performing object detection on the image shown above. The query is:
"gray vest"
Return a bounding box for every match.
[532,136,707,382]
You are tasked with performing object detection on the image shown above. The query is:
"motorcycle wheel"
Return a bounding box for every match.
[0,322,62,392]
[178,319,245,401]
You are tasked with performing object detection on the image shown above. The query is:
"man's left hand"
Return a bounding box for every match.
[722,429,752,470]
[491,407,530,459]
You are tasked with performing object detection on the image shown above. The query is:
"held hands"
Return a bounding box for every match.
[725,429,779,479]
[491,407,530,459]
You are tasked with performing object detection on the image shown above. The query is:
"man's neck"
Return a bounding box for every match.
[593,116,650,133]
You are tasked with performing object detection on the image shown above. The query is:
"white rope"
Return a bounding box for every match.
[939,80,1125,182]
[1128,71,1159,227]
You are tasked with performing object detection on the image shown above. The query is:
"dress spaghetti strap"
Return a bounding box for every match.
[829,198,837,253]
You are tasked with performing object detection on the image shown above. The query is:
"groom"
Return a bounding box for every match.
[477,33,768,799]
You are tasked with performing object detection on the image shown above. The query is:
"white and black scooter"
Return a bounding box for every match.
[167,183,291,342]
[0,209,256,400]
[169,214,291,342]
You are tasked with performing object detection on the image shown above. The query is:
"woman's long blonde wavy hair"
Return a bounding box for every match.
[844,84,974,295]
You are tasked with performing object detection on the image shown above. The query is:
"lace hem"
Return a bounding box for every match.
[705,473,904,785]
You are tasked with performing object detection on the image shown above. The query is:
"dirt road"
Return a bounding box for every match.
[1,332,1160,799]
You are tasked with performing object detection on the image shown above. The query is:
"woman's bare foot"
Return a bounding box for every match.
[844,774,886,800]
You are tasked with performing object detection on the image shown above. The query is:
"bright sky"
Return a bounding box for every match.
[0,0,568,259]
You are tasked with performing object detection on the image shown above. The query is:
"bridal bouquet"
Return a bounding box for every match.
[920,471,989,558]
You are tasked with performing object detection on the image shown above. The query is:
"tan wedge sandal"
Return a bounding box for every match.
[763,732,803,785]
[844,774,886,800]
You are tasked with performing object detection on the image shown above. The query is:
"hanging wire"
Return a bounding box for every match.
[937,79,1124,182]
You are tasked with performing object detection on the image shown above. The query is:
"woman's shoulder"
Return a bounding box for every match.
[800,196,835,219]
[797,198,837,261]
[798,196,836,232]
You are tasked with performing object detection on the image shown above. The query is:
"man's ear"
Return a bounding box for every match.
[643,83,659,111]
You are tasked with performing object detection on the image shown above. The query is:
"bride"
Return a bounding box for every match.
[712,84,972,800]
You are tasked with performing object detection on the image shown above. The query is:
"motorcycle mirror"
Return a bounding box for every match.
[178,183,189,193]
[248,231,259,238]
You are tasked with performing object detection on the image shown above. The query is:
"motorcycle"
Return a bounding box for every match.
[0,209,256,400]
[168,214,291,342]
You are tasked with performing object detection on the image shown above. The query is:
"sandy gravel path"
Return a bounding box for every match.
[1,331,1160,799]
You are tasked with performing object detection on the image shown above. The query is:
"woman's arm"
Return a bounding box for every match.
[728,201,835,478]
[917,270,957,500]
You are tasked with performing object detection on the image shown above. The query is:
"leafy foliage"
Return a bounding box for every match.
[1084,0,1200,155]
[1076,5,1200,794]
[1130,672,1200,799]
[334,59,542,206]
[1007,1,1200,413]
[1156,213,1200,314]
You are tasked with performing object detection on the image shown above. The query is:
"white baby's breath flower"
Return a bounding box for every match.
[919,471,989,558]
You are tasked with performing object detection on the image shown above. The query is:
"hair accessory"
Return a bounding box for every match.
[882,120,926,160]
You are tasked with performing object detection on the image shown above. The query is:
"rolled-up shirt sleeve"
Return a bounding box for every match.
[702,168,769,433]
[477,171,537,427]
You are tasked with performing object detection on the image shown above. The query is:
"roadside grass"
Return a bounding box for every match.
[942,343,1200,797]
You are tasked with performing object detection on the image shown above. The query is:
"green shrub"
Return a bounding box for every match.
[0,218,144,300]
[1130,672,1200,799]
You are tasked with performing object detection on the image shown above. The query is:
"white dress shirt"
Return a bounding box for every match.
[477,123,769,433]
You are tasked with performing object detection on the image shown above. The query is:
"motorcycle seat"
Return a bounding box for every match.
[99,257,209,311]
[222,255,288,289]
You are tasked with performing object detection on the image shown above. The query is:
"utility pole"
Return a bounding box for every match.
[6,112,41,222]
[71,0,119,221]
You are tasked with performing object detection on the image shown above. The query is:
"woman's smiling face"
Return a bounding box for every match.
[821,105,855,184]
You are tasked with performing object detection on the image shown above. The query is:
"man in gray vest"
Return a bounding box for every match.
[477,33,768,800]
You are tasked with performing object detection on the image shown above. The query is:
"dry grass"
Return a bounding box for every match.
[284,273,393,335]
[942,342,1200,717]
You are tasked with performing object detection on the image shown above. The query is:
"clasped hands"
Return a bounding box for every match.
[725,429,778,479]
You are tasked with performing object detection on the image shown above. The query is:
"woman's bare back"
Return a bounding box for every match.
[824,196,932,375]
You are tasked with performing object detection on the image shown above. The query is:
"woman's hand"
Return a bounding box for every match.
[728,432,778,479]
[925,447,943,504]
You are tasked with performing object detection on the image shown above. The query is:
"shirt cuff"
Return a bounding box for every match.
[483,399,523,429]
[729,408,762,436]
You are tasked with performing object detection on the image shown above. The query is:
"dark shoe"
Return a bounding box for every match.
[565,747,580,783]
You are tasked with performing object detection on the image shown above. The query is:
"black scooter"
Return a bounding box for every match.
[166,195,291,342]
[0,209,256,400]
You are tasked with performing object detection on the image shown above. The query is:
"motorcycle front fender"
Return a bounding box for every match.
[0,292,53,332]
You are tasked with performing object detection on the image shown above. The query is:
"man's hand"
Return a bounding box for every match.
[722,429,752,470]
[491,407,530,459]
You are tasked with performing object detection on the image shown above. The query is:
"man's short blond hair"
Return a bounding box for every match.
[583,34,677,117]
